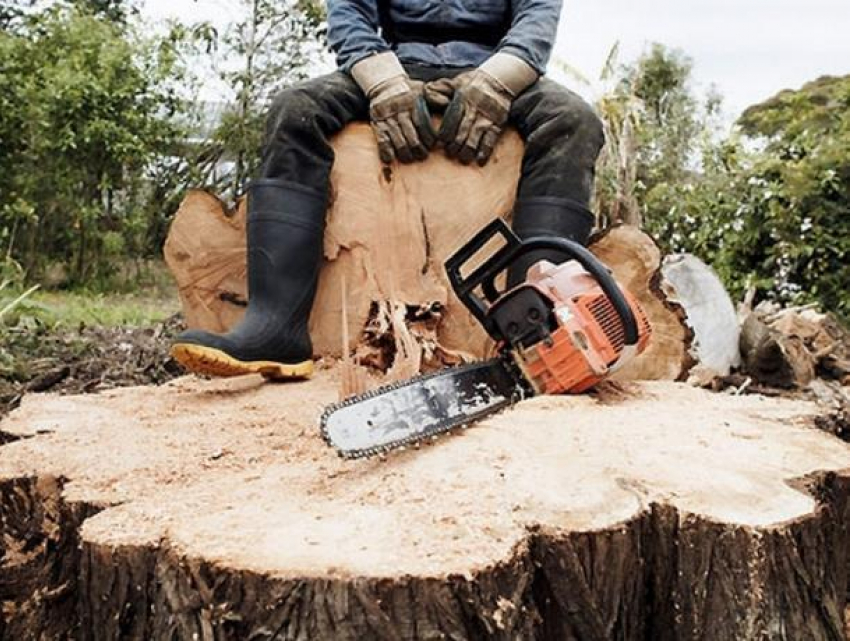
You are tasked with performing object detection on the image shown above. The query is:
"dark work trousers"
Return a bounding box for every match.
[260,65,604,209]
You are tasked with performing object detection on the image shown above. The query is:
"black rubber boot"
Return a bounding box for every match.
[507,196,596,288]
[170,179,326,379]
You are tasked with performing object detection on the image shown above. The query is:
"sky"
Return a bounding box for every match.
[143,0,850,118]
[553,0,850,115]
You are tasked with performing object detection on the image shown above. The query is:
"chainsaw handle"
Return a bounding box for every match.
[445,219,522,333]
[445,219,639,347]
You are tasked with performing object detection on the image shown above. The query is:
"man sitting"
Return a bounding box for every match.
[170,0,604,379]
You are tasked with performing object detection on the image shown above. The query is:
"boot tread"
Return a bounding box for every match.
[170,344,313,380]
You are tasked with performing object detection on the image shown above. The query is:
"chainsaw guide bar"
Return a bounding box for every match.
[320,357,531,459]
[319,219,651,460]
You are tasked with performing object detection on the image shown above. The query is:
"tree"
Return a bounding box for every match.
[594,46,849,317]
[70,0,139,24]
[0,0,328,288]
[202,0,326,196]
[594,44,721,229]
[0,4,192,285]
[0,0,35,30]
[714,76,850,316]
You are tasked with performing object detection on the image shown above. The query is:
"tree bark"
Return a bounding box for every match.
[1,372,849,639]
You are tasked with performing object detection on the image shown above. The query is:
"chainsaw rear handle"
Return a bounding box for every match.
[445,218,640,347]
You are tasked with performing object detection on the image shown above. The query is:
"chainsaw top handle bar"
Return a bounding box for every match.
[445,218,639,347]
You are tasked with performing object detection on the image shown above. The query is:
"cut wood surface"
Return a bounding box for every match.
[164,191,248,333]
[2,368,850,639]
[165,124,691,383]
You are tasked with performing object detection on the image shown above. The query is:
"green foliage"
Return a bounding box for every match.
[69,0,139,24]
[594,44,721,228]
[16,288,175,328]
[0,0,327,293]
[0,261,176,376]
[201,0,326,195]
[658,76,850,317]
[712,76,850,316]
[0,0,34,30]
[596,47,850,317]
[0,3,194,287]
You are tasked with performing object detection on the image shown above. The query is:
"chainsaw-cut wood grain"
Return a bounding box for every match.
[164,191,248,334]
[2,369,850,639]
[165,126,692,385]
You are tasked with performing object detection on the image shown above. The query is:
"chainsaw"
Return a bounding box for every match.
[320,218,652,459]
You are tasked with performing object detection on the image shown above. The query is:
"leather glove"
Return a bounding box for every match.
[438,53,538,166]
[351,52,436,164]
[421,77,456,111]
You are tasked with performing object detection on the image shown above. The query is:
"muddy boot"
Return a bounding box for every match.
[506,196,596,288]
[170,179,326,379]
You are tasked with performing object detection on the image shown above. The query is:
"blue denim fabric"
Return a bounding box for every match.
[327,0,562,74]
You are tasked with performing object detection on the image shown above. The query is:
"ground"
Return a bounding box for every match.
[0,270,184,420]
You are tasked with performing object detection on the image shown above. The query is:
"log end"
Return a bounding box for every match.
[2,371,849,637]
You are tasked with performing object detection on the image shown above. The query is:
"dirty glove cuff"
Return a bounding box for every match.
[351,51,407,98]
[479,52,539,98]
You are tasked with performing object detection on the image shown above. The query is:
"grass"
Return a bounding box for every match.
[0,261,180,329]
[0,261,183,407]
[24,288,179,328]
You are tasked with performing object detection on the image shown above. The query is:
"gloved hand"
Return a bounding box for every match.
[351,52,436,164]
[420,77,457,111]
[438,53,538,166]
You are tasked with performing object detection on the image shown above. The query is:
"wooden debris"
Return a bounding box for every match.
[740,301,850,388]
[740,312,816,388]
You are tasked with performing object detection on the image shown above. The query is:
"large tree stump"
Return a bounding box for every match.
[165,125,691,382]
[2,368,850,639]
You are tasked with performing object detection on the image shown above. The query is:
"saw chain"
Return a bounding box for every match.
[320,356,531,459]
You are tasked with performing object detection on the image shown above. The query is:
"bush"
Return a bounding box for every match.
[595,44,850,317]
[0,4,190,287]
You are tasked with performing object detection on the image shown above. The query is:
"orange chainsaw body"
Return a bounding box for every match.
[507,260,652,394]
[446,218,653,397]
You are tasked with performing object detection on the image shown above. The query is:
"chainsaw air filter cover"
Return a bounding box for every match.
[512,260,652,394]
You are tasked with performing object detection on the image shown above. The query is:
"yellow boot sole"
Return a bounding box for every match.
[170,343,313,380]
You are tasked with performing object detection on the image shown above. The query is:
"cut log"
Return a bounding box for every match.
[738,302,850,389]
[163,191,248,334]
[2,369,850,639]
[165,127,691,383]
[164,124,525,365]
[740,312,817,388]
